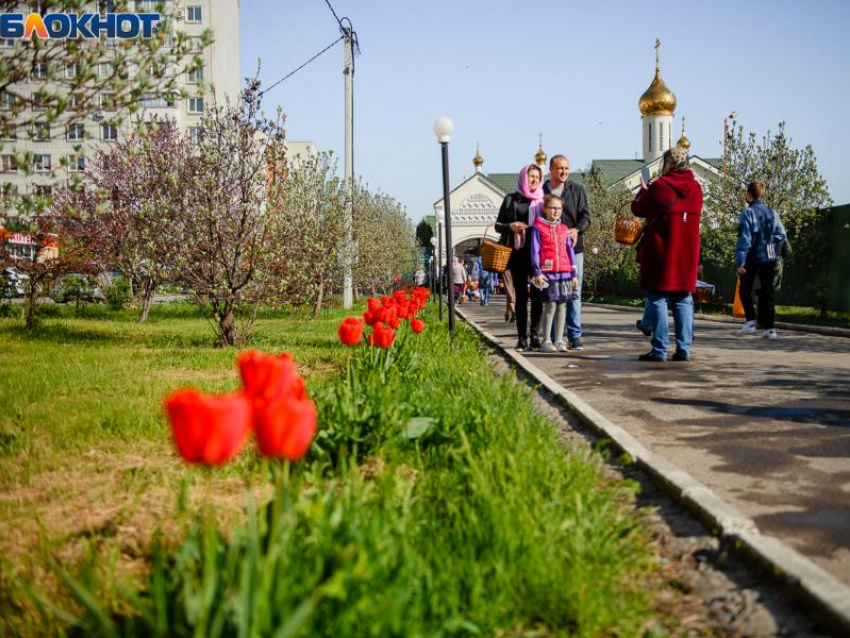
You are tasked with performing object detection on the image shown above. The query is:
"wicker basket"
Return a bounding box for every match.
[694,282,715,303]
[480,238,512,273]
[615,202,644,246]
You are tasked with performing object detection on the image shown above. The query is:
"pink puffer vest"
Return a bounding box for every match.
[534,217,572,273]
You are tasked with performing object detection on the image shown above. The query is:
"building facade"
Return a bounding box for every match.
[0,0,241,219]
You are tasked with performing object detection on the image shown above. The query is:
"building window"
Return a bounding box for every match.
[0,126,16,140]
[648,122,652,150]
[34,185,52,198]
[33,62,49,79]
[1,39,15,49]
[136,0,158,11]
[32,91,49,110]
[100,62,114,78]
[65,63,80,80]
[34,154,51,172]
[658,122,663,149]
[1,155,18,173]
[138,93,175,108]
[188,97,204,114]
[99,0,115,12]
[186,5,202,22]
[1,91,15,110]
[33,121,50,141]
[187,126,202,145]
[3,185,19,209]
[67,123,85,141]
[67,153,85,172]
[101,123,118,141]
[100,92,116,111]
[188,36,202,52]
[188,66,203,84]
[68,93,83,110]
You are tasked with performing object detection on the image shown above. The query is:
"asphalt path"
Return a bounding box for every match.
[460,298,850,587]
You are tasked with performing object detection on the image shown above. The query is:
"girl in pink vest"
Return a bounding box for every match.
[531,194,577,352]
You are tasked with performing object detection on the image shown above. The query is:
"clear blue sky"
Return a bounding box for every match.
[241,0,850,220]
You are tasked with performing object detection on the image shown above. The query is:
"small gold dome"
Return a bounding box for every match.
[535,134,547,165]
[639,38,677,117]
[676,117,691,150]
[473,143,483,168]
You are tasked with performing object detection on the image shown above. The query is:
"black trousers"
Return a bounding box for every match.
[740,260,777,329]
[508,248,544,340]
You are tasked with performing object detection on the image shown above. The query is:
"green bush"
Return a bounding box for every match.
[104,277,132,311]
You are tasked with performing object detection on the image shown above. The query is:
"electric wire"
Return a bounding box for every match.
[260,35,343,95]
[323,0,343,27]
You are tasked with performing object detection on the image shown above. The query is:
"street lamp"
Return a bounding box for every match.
[434,116,455,332]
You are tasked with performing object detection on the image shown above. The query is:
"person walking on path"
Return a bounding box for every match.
[494,164,544,351]
[734,181,787,340]
[543,155,591,350]
[531,194,577,352]
[631,147,703,362]
[474,256,493,306]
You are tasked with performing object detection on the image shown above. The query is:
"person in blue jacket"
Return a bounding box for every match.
[734,181,787,340]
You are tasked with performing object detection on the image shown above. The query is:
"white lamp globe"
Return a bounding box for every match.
[433,117,454,143]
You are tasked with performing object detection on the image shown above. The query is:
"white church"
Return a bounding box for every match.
[430,40,722,262]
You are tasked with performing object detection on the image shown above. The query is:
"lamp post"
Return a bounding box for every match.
[435,219,443,321]
[434,117,455,332]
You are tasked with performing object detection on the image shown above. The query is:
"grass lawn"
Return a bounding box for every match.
[0,300,685,636]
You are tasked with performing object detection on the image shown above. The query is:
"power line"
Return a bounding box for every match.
[260,36,343,95]
[323,0,343,27]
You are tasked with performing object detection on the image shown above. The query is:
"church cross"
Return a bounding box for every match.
[655,37,661,71]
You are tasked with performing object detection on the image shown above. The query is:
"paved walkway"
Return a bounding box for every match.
[459,298,850,589]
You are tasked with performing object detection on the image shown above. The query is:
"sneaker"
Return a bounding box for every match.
[530,335,542,351]
[515,337,529,352]
[569,337,584,351]
[736,321,757,335]
[555,341,569,352]
[638,352,665,362]
[671,350,690,361]
[763,329,778,340]
[541,341,557,353]
[635,319,651,337]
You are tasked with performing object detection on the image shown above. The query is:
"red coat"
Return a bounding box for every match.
[631,169,703,293]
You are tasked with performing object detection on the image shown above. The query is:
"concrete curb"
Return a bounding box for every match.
[587,302,850,339]
[456,306,850,635]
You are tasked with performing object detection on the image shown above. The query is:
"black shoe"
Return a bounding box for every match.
[530,335,542,351]
[569,337,584,351]
[671,351,690,362]
[638,352,665,362]
[515,337,529,352]
[635,319,651,336]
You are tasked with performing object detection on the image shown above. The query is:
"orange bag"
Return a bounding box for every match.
[732,276,746,318]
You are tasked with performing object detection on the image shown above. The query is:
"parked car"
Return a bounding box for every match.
[50,274,105,304]
[1,267,28,298]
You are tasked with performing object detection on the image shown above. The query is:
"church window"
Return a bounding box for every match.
[648,123,652,150]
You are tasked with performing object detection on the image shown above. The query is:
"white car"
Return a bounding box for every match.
[1,267,28,297]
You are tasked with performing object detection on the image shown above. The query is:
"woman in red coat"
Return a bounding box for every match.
[631,147,703,362]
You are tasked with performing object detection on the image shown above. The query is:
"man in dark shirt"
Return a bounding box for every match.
[542,154,591,349]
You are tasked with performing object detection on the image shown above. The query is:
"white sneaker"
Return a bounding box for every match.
[763,329,778,340]
[541,341,557,353]
[554,341,569,352]
[736,321,757,335]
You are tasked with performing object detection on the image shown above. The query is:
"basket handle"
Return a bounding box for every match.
[480,222,501,242]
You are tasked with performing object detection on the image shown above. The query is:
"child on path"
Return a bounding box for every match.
[531,194,577,352]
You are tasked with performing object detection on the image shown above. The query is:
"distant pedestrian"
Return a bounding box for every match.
[530,194,577,352]
[734,181,787,340]
[414,268,426,286]
[451,256,467,302]
[473,256,493,306]
[631,146,703,362]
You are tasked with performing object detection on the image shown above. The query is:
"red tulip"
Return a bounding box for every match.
[367,297,381,312]
[164,389,252,465]
[253,395,317,461]
[369,323,396,348]
[338,317,364,346]
[238,350,303,402]
[363,310,377,326]
[411,318,425,333]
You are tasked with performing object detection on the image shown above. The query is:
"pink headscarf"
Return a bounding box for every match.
[514,164,544,247]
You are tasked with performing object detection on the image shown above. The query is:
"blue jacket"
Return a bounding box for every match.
[734,200,787,267]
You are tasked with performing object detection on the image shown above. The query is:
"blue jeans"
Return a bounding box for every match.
[646,291,693,359]
[566,251,583,341]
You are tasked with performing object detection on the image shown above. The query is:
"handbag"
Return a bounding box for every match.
[732,276,746,318]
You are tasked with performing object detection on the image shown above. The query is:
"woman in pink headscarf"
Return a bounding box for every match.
[494,164,544,351]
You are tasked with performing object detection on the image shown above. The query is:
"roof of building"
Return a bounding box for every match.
[486,172,585,193]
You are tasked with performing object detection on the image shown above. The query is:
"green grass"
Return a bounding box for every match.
[0,301,674,636]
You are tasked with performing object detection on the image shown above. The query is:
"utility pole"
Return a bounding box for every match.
[342,26,354,308]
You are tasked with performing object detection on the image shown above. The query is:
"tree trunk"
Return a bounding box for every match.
[137,280,155,323]
[312,277,324,316]
[24,280,39,329]
[216,302,238,347]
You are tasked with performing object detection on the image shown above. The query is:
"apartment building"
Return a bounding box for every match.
[0,0,241,218]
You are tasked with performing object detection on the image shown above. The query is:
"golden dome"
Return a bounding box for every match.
[676,117,691,150]
[473,142,483,168]
[638,38,677,117]
[535,134,547,165]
